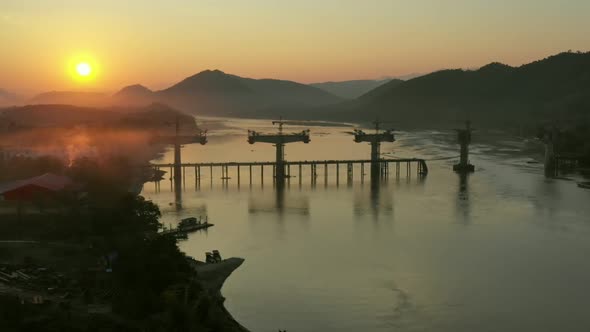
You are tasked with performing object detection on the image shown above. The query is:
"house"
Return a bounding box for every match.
[0,173,77,201]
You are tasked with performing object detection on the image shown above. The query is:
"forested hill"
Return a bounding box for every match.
[354,51,590,127]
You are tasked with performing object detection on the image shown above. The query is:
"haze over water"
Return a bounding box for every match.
[142,118,590,332]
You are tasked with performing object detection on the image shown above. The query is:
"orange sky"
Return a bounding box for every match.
[1,0,589,94]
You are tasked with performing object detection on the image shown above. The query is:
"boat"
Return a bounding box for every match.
[174,232,188,240]
[178,216,213,232]
[159,216,214,237]
[577,182,590,189]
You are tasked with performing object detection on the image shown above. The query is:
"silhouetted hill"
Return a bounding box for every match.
[113,69,342,116]
[162,70,252,95]
[0,89,21,107]
[355,51,590,127]
[158,70,342,115]
[113,84,155,106]
[30,91,110,107]
[310,79,398,99]
[0,103,197,132]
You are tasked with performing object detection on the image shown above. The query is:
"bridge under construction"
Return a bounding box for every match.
[149,158,428,189]
[148,119,428,190]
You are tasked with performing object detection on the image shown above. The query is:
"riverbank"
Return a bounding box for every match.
[192,257,250,332]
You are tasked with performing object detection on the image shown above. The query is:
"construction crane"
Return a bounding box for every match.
[248,117,310,182]
[151,115,207,189]
[353,119,396,178]
[452,120,475,173]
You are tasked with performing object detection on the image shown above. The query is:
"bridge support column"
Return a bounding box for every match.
[347,163,353,185]
[453,121,475,173]
[361,163,365,184]
[275,143,286,184]
[173,141,182,191]
[370,142,382,180]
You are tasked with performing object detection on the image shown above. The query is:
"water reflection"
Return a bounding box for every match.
[455,173,471,223]
[248,182,310,217]
[174,180,183,210]
[144,118,590,332]
[354,178,393,219]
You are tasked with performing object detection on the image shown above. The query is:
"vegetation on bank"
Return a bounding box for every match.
[0,156,238,332]
[537,121,590,166]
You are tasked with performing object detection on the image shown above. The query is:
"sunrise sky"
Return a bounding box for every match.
[1,0,589,93]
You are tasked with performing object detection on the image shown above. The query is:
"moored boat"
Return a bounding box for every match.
[159,216,214,237]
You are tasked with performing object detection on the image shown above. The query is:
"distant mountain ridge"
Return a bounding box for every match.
[0,88,21,106]
[30,91,110,107]
[310,79,399,99]
[0,103,197,133]
[31,70,343,117]
[353,51,590,127]
[22,51,590,127]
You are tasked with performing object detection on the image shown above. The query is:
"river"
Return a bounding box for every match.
[141,117,590,332]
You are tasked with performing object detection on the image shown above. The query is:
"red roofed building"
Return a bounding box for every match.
[0,173,77,201]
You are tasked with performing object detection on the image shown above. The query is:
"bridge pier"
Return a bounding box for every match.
[360,163,364,184]
[272,164,276,181]
[347,163,353,186]
[453,121,475,173]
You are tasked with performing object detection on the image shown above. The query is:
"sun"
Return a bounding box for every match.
[76,62,92,77]
[67,54,99,83]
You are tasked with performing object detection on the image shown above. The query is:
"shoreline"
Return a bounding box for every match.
[191,257,250,332]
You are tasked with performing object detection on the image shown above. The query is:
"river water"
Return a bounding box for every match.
[141,117,590,332]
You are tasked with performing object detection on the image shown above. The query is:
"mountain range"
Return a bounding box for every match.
[30,70,343,116]
[0,103,196,133]
[310,79,399,99]
[10,51,590,128]
[347,51,590,127]
[0,89,21,107]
